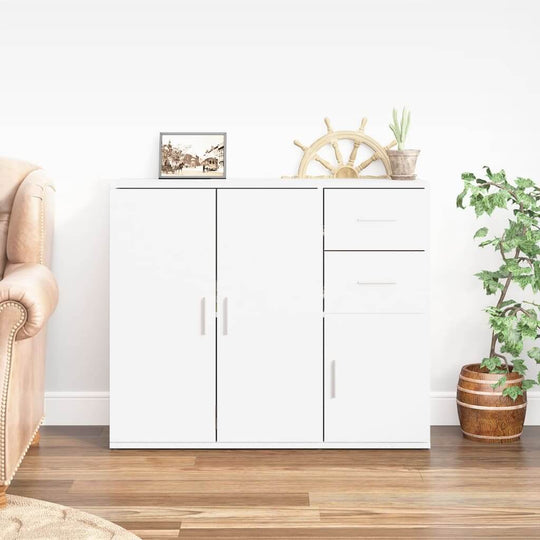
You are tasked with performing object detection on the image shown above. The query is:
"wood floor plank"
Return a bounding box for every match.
[129,530,181,539]
[77,505,321,527]
[7,426,540,538]
[177,527,540,538]
[69,471,421,493]
[67,483,309,507]
[115,521,182,529]
[14,455,197,481]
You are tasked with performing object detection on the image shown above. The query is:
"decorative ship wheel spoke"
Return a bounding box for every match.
[289,117,396,179]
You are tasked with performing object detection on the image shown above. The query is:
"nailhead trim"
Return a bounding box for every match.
[0,302,27,483]
[3,417,43,486]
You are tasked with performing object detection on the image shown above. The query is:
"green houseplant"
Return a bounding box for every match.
[456,167,540,442]
[386,107,420,180]
[389,107,411,151]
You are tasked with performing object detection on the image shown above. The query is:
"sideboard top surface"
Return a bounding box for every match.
[111,178,428,189]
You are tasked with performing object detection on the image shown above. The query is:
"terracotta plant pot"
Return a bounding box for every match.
[457,363,526,443]
[387,149,420,180]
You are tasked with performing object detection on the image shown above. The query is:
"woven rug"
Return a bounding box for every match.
[0,495,139,539]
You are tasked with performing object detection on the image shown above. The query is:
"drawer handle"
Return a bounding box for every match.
[356,218,397,223]
[356,281,397,285]
[200,297,206,336]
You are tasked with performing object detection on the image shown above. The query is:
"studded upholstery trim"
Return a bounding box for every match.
[0,302,27,482]
[3,417,43,486]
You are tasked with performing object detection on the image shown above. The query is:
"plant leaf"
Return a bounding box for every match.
[503,385,524,401]
[516,177,535,189]
[474,227,488,239]
[481,356,502,372]
[511,359,527,375]
[456,188,468,209]
[528,347,540,362]
[499,300,519,308]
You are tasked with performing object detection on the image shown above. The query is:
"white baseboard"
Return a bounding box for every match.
[43,392,109,425]
[430,391,459,425]
[42,391,540,426]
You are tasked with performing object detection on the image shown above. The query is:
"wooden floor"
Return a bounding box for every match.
[7,426,540,539]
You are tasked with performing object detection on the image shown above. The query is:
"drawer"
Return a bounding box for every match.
[325,252,427,313]
[324,188,427,250]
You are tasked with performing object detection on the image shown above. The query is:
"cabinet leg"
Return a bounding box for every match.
[0,486,6,508]
[30,430,40,447]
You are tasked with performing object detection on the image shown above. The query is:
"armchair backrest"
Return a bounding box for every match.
[0,158,55,276]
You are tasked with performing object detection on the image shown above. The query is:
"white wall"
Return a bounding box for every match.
[1,0,539,424]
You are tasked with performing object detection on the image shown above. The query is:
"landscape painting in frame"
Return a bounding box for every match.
[159,132,226,179]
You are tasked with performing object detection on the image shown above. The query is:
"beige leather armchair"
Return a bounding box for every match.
[0,159,58,507]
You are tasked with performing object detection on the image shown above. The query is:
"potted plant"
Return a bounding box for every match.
[456,168,540,442]
[387,107,420,180]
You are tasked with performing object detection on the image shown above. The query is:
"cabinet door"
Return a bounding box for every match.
[110,188,216,445]
[325,314,429,444]
[217,189,322,443]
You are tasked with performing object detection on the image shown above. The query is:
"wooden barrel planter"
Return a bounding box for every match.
[457,364,526,443]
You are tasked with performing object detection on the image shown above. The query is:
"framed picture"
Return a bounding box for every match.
[159,132,226,179]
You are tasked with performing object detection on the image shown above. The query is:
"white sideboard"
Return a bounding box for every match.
[110,179,429,449]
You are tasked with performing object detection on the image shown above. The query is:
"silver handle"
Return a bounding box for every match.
[200,297,206,336]
[356,281,397,285]
[223,297,228,336]
[330,360,336,399]
[356,218,397,223]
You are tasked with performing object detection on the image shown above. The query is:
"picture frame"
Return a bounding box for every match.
[159,132,226,179]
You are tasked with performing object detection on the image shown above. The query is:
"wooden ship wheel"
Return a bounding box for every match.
[289,117,396,179]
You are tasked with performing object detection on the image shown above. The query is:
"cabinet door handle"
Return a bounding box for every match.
[200,297,206,336]
[356,281,397,286]
[330,360,336,399]
[356,218,397,223]
[223,297,228,336]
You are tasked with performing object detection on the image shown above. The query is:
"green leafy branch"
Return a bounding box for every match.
[457,167,540,399]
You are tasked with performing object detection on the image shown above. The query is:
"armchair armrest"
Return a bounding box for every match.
[0,263,58,339]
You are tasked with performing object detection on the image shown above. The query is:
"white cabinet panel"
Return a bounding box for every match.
[324,188,427,250]
[325,314,430,444]
[109,181,430,449]
[325,252,428,314]
[217,189,322,442]
[110,188,216,444]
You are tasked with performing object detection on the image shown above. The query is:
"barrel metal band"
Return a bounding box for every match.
[457,385,503,396]
[459,374,523,385]
[457,399,527,411]
[461,429,523,440]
